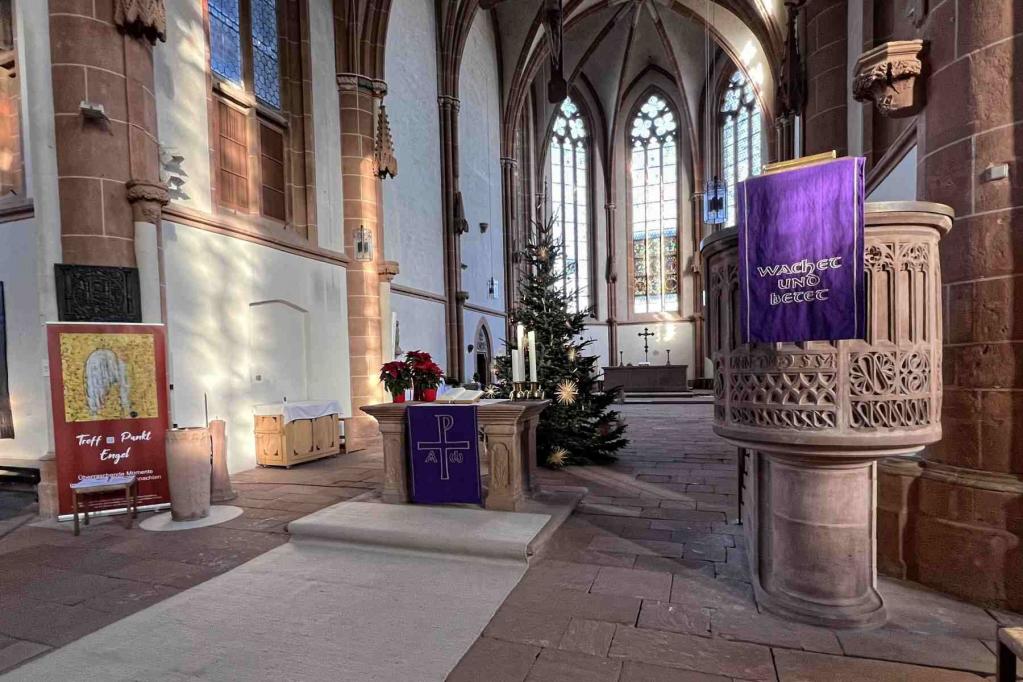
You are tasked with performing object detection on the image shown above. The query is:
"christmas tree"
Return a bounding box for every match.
[496,217,628,466]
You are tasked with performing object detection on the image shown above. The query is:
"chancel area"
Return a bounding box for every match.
[0,0,1021,679]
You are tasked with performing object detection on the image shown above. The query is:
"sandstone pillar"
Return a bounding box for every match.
[803,0,848,156]
[907,0,1023,611]
[338,74,386,449]
[49,0,165,269]
[605,200,618,364]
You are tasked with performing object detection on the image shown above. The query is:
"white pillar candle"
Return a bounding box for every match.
[512,350,524,383]
[527,331,537,383]
[516,324,525,353]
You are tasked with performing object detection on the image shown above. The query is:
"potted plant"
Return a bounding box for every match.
[379,360,412,402]
[406,351,444,402]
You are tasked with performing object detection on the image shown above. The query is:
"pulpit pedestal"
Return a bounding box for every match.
[361,400,549,511]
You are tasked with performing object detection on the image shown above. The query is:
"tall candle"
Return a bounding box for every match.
[527,331,537,383]
[512,350,524,383]
[516,324,525,352]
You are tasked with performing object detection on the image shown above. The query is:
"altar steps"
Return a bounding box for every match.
[622,391,714,405]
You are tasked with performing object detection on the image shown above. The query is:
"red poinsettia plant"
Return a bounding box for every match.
[410,358,444,390]
[379,360,412,397]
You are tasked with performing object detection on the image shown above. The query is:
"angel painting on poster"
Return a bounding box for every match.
[57,333,159,423]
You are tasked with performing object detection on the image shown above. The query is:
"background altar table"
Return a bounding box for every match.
[602,364,689,398]
[362,400,549,511]
[253,400,345,468]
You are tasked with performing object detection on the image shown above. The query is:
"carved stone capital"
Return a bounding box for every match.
[126,179,169,224]
[438,95,461,112]
[455,290,470,304]
[500,156,518,169]
[853,40,924,118]
[337,73,378,94]
[114,0,166,44]
[379,260,400,282]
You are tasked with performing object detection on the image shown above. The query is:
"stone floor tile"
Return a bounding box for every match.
[632,555,717,578]
[503,583,642,625]
[108,558,223,589]
[557,618,617,657]
[78,580,179,616]
[619,660,730,682]
[520,560,600,592]
[668,531,734,547]
[484,605,573,648]
[448,636,540,682]
[7,571,125,606]
[0,598,121,648]
[773,648,985,681]
[637,600,710,636]
[880,577,1000,640]
[836,627,995,674]
[525,648,622,682]
[669,574,757,610]
[619,526,673,541]
[0,640,51,674]
[591,566,672,601]
[609,624,776,680]
[711,607,842,654]
[683,542,726,562]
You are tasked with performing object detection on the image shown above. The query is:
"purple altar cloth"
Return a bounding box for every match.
[407,404,482,505]
[738,157,866,343]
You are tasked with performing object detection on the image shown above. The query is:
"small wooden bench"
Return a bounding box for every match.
[998,626,1023,681]
[70,475,138,536]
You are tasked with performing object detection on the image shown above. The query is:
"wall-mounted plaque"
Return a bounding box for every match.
[55,264,142,323]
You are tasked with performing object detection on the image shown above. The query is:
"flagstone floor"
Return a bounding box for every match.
[450,403,1023,682]
[0,449,383,674]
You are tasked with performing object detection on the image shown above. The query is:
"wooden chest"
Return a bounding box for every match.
[254,413,340,468]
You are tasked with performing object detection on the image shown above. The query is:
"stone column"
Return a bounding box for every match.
[439,94,464,379]
[605,201,618,364]
[338,73,386,449]
[803,0,848,156]
[909,0,1023,611]
[689,193,704,379]
[500,155,517,337]
[49,0,165,268]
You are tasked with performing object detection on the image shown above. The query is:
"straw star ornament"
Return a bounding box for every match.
[555,379,579,405]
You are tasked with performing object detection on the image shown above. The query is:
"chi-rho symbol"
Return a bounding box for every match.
[415,414,470,480]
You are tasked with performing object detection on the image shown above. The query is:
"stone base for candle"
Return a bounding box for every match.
[361,400,549,511]
[165,427,212,522]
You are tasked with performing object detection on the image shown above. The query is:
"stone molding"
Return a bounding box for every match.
[126,179,169,224]
[114,0,166,44]
[853,40,925,118]
[500,156,517,169]
[438,95,460,112]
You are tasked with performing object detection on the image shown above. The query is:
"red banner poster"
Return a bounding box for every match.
[46,323,171,516]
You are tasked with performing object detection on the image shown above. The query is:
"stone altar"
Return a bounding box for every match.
[361,400,549,512]
[602,364,689,396]
[701,201,951,628]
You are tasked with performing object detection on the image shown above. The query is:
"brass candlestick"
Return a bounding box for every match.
[511,382,529,401]
[528,381,544,400]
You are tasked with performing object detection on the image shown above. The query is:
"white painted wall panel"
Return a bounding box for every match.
[390,294,447,372]
[458,12,505,313]
[382,0,445,295]
[154,0,212,213]
[163,223,350,472]
[310,0,344,252]
[0,219,49,463]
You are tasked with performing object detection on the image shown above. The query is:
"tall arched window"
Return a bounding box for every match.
[720,70,762,226]
[630,93,679,315]
[549,97,590,314]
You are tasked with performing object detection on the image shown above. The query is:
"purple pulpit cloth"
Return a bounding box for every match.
[407,404,482,505]
[738,156,866,344]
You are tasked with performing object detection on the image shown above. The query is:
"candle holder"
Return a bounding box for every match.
[511,382,530,401]
[528,382,545,400]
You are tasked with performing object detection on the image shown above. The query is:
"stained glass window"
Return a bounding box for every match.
[721,70,762,227]
[209,0,281,110]
[630,94,679,314]
[210,0,243,85]
[549,97,590,314]
[251,0,281,108]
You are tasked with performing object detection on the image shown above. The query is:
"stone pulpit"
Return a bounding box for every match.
[361,400,549,511]
[701,201,951,628]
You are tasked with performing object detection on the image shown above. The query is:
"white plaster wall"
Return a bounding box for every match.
[867,146,918,202]
[154,0,212,213]
[382,0,444,295]
[390,294,447,371]
[162,223,350,472]
[580,324,610,373]
[310,0,344,252]
[458,11,506,313]
[617,321,695,371]
[0,219,49,463]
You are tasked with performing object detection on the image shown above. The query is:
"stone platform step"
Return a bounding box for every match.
[623,391,714,404]
[288,500,553,562]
